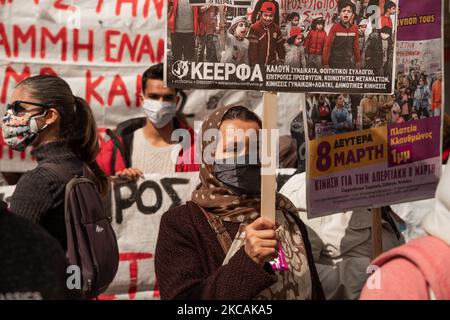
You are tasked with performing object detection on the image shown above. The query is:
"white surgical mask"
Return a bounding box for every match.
[381,33,390,40]
[142,99,177,128]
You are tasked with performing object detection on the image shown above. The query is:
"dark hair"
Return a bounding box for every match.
[311,17,325,30]
[339,1,356,14]
[287,12,300,21]
[141,63,178,94]
[384,1,396,13]
[222,106,262,128]
[287,34,301,45]
[17,75,109,196]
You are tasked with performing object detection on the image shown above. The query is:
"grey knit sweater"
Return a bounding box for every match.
[10,140,83,250]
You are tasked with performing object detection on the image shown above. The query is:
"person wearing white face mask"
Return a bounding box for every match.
[97,63,199,179]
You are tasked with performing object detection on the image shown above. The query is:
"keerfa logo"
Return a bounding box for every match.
[172,61,190,79]
[171,61,263,82]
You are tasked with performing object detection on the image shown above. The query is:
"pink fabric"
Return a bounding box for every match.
[360,236,450,300]
[270,242,289,271]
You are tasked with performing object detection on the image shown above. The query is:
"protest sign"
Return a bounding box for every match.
[304,0,444,218]
[99,172,200,300]
[0,0,165,172]
[166,0,398,94]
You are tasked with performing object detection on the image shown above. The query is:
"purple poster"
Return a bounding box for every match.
[305,0,444,217]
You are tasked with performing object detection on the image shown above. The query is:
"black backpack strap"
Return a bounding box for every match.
[106,129,127,175]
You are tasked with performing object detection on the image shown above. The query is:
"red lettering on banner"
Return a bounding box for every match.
[107,0,164,19]
[40,67,58,76]
[0,0,13,4]
[108,74,131,107]
[120,252,153,300]
[73,29,94,62]
[143,0,151,18]
[149,0,164,20]
[54,0,76,11]
[303,10,312,25]
[1,65,31,104]
[136,35,164,63]
[13,25,37,58]
[40,27,67,61]
[116,0,138,17]
[105,30,120,63]
[135,74,142,107]
[86,70,105,106]
[118,34,141,62]
[105,30,164,63]
[0,23,11,57]
[96,0,104,13]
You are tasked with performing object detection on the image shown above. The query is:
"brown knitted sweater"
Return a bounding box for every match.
[155,201,323,300]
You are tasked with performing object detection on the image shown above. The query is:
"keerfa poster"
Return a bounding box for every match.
[165,0,398,94]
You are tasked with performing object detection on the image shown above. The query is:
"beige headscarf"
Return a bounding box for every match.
[191,105,313,299]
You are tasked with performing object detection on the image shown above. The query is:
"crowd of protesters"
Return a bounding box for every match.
[0,53,449,301]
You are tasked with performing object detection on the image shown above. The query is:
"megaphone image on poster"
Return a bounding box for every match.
[165,0,399,94]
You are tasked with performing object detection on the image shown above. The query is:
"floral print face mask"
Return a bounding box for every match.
[2,109,48,151]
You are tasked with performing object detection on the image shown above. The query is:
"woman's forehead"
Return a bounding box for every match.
[215,120,260,144]
[219,119,260,131]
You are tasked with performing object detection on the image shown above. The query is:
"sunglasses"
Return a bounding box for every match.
[6,100,51,116]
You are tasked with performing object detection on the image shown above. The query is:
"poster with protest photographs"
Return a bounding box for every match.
[165,0,398,94]
[304,0,443,217]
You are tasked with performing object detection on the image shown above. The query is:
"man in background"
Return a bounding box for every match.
[97,63,199,178]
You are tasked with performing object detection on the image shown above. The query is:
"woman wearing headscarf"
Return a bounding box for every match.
[155,105,323,300]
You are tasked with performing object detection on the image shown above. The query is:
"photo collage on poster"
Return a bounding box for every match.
[166,0,398,94]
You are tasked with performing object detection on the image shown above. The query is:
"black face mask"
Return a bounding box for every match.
[214,155,261,196]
